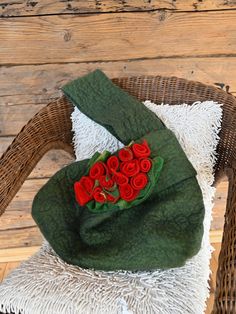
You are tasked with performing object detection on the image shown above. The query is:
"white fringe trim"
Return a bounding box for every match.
[0,101,222,314]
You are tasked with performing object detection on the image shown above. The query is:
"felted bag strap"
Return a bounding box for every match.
[61,69,165,144]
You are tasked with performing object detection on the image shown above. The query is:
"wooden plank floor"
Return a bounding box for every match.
[1,0,236,312]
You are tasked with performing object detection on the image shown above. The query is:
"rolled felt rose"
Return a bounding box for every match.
[118,147,133,162]
[132,140,151,158]
[99,175,114,190]
[74,176,94,206]
[107,193,119,203]
[89,161,106,180]
[93,186,106,203]
[112,171,129,186]
[119,183,139,202]
[120,159,140,177]
[107,156,119,172]
[139,158,152,173]
[130,173,148,190]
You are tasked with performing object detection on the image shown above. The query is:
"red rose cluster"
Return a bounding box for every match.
[74,140,152,207]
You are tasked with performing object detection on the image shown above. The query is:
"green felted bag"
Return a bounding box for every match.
[32,69,204,271]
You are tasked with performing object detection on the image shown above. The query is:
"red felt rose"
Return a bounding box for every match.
[107,193,119,203]
[119,184,139,202]
[120,159,140,177]
[139,158,152,173]
[89,161,106,180]
[132,140,151,158]
[112,171,129,186]
[99,175,114,190]
[130,173,148,190]
[107,156,119,172]
[118,147,133,162]
[74,176,94,206]
[93,186,106,203]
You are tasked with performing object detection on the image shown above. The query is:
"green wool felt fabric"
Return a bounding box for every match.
[32,69,205,271]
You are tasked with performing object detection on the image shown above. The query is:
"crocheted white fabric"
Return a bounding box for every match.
[0,100,222,314]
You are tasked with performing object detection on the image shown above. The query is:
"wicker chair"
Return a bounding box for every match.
[1,75,236,313]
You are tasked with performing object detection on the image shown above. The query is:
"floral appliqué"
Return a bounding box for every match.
[74,140,163,212]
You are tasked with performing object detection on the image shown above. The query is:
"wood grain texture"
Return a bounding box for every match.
[0,262,7,282]
[0,179,46,249]
[213,180,228,231]
[0,210,36,231]
[1,178,47,211]
[1,11,236,65]
[0,57,235,137]
[0,247,39,263]
[210,230,223,244]
[0,227,43,250]
[1,57,235,100]
[1,0,236,17]
[0,0,236,17]
[2,261,21,279]
[0,103,46,136]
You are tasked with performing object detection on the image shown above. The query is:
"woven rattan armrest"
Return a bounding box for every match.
[213,165,236,313]
[0,96,74,217]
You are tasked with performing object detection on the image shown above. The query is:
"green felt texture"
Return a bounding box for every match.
[62,69,165,144]
[32,69,205,271]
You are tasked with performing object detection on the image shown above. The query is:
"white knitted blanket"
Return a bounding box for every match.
[0,100,222,314]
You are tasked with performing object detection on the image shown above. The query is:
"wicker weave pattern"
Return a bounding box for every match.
[1,75,236,313]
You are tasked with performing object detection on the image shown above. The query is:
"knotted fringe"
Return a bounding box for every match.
[0,101,222,314]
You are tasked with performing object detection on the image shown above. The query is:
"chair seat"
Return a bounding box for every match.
[1,75,236,312]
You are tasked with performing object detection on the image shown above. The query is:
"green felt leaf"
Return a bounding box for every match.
[87,151,111,172]
[96,150,111,163]
[87,199,104,212]
[94,180,100,188]
[87,152,100,169]
[105,186,119,197]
